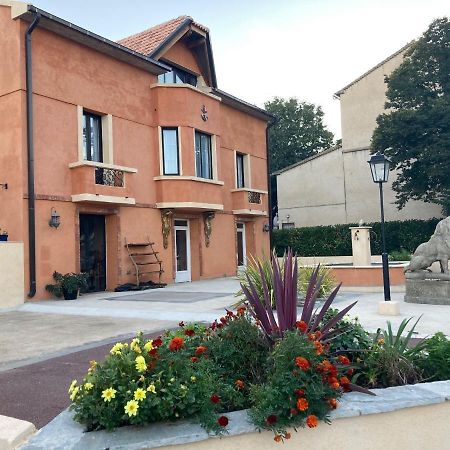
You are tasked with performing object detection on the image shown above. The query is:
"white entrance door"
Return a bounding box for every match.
[174,219,191,283]
[236,222,247,269]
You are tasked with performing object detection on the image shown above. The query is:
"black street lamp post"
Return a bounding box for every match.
[368,152,391,302]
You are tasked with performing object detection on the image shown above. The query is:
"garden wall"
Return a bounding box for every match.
[273,218,440,257]
[20,381,450,450]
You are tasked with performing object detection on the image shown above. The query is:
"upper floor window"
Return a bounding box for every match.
[161,128,180,175]
[158,65,197,87]
[195,131,212,180]
[83,111,103,162]
[236,153,245,188]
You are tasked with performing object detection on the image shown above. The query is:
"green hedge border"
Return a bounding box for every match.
[273,219,441,257]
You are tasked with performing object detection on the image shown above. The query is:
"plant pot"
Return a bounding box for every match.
[63,289,78,300]
[0,234,8,242]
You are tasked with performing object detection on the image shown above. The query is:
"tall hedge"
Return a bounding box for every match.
[273,218,441,257]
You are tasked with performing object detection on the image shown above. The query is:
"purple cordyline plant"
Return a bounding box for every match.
[240,249,358,343]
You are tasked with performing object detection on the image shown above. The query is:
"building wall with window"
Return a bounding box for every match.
[276,44,442,229]
[0,5,271,300]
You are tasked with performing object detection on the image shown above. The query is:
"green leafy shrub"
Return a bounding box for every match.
[250,331,348,441]
[355,318,426,388]
[419,332,450,381]
[273,218,440,257]
[298,266,336,298]
[45,271,89,298]
[389,249,412,261]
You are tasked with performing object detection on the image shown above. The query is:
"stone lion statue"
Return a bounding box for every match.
[405,217,450,273]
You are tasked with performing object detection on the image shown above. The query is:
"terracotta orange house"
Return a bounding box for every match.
[0,2,273,300]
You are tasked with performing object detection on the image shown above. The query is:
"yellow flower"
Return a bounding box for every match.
[134,388,146,402]
[124,400,139,417]
[135,355,147,373]
[101,387,117,402]
[139,375,145,382]
[170,377,175,383]
[144,340,154,352]
[147,384,156,394]
[69,386,79,401]
[190,376,196,383]
[84,382,94,391]
[180,384,187,391]
[89,360,97,369]
[131,338,141,353]
[68,379,77,394]
[110,343,124,355]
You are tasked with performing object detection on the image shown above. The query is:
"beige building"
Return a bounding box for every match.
[275,44,442,228]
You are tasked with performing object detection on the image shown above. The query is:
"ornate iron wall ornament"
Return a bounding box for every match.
[201,105,208,122]
[203,212,215,247]
[161,209,173,249]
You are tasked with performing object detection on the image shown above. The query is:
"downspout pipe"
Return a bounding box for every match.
[265,117,277,252]
[25,13,41,298]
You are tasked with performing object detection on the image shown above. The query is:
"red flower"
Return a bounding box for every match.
[294,388,305,397]
[210,394,221,404]
[328,398,338,409]
[226,310,235,317]
[347,368,354,376]
[220,317,228,325]
[190,356,198,363]
[314,341,324,355]
[237,306,246,316]
[338,355,350,365]
[274,435,282,443]
[149,348,158,356]
[266,415,277,425]
[296,398,309,411]
[308,333,316,341]
[306,415,318,428]
[153,338,163,347]
[295,357,310,371]
[184,328,195,337]
[285,433,291,440]
[235,379,245,390]
[195,345,207,355]
[328,377,340,390]
[168,336,184,351]
[290,408,298,416]
[217,415,228,427]
[296,320,308,333]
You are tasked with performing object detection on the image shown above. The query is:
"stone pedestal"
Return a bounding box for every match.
[0,242,25,308]
[405,276,450,305]
[378,300,400,315]
[349,226,372,266]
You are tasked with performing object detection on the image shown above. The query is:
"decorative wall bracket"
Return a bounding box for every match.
[203,212,215,247]
[161,209,173,249]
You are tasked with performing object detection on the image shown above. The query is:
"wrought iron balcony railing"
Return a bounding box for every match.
[95,167,125,187]
[248,191,262,204]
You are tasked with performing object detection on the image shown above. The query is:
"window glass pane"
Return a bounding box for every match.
[236,153,245,188]
[82,114,88,160]
[237,229,244,266]
[195,131,213,179]
[176,229,188,272]
[83,112,102,162]
[162,128,179,175]
[195,132,202,177]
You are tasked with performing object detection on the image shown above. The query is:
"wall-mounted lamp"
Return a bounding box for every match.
[49,208,60,228]
[0,183,7,190]
[263,223,270,233]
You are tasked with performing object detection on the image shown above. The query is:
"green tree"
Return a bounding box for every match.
[265,98,334,173]
[371,17,450,213]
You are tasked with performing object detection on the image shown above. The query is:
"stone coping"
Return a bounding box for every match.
[19,380,450,450]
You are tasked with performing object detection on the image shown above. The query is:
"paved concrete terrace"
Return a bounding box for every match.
[2,277,450,371]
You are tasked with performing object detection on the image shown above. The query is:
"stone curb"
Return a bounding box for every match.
[19,380,450,450]
[0,415,36,450]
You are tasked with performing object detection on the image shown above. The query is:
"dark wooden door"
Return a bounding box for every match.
[79,214,106,292]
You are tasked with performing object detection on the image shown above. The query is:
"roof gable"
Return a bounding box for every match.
[118,16,217,87]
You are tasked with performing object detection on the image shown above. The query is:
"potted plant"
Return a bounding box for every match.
[0,228,8,242]
[45,271,89,300]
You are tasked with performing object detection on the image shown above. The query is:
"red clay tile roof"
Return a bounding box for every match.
[118,16,209,56]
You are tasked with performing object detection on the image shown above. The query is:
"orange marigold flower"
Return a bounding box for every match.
[328,398,338,409]
[340,376,350,386]
[274,435,282,443]
[195,345,207,355]
[235,379,245,390]
[315,331,322,339]
[314,341,324,355]
[237,306,246,316]
[168,336,184,351]
[296,320,308,333]
[328,376,340,390]
[190,356,198,363]
[296,397,309,411]
[308,333,316,341]
[306,414,318,428]
[337,355,350,365]
[295,356,310,371]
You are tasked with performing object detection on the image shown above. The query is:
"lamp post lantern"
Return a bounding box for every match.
[368,152,391,302]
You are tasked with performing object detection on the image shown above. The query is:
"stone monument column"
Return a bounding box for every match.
[349,226,372,266]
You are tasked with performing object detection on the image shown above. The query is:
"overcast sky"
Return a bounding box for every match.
[31,0,449,138]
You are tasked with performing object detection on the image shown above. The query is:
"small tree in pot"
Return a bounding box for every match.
[46,271,89,300]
